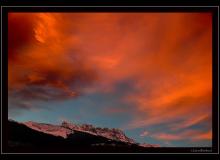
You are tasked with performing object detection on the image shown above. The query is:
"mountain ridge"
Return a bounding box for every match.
[22,120,141,144]
[7,119,159,153]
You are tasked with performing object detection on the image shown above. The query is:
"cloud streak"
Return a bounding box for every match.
[150,130,212,141]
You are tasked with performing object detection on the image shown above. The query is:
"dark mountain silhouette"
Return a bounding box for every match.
[7,120,158,153]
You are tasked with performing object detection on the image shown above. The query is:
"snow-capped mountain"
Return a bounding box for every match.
[61,121,135,143]
[8,119,159,152]
[23,121,72,138]
[23,121,135,143]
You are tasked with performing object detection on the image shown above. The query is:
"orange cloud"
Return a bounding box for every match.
[194,130,212,141]
[8,13,212,144]
[152,133,183,141]
[8,13,98,103]
[171,114,211,131]
[142,130,212,141]
[118,14,212,134]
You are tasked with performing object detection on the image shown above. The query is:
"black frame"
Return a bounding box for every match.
[1,3,219,155]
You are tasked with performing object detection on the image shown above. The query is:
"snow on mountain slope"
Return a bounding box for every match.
[23,121,73,138]
[61,121,135,143]
[22,120,157,147]
[23,121,134,144]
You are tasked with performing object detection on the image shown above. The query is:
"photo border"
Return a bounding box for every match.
[1,5,219,154]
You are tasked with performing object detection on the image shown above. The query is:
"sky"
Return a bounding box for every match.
[8,13,212,147]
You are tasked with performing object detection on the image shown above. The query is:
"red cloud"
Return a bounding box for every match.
[193,130,212,141]
[150,130,212,141]
[8,13,212,144]
[8,13,98,104]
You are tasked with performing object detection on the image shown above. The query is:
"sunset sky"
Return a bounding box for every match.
[8,13,212,147]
